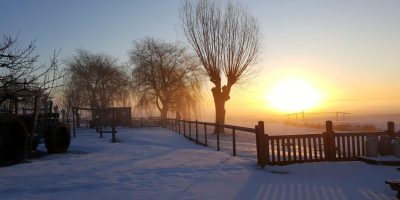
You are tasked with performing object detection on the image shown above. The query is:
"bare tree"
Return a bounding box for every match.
[64,49,130,121]
[0,35,38,84]
[181,0,261,130]
[61,73,84,125]
[0,34,63,104]
[129,38,203,119]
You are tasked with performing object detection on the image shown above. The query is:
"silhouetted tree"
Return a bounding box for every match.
[0,34,63,104]
[181,0,261,131]
[61,72,84,125]
[64,49,130,121]
[129,38,203,119]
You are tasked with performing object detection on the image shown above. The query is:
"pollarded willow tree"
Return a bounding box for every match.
[129,37,203,119]
[181,0,261,130]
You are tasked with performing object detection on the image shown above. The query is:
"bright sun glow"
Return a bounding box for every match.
[267,77,322,113]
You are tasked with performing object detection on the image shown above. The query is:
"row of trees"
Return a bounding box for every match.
[1,0,262,130]
[63,38,203,121]
[63,0,262,128]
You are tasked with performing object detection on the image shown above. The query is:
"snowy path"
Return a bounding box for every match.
[0,127,399,200]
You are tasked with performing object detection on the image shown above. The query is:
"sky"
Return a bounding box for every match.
[2,0,400,118]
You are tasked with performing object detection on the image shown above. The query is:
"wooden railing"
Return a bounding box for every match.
[163,118,259,158]
[131,117,399,167]
[261,121,398,166]
[265,134,325,165]
[131,117,162,127]
[334,132,382,160]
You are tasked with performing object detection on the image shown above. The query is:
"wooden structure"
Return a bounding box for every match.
[93,107,131,127]
[163,118,399,168]
[71,107,127,142]
[262,121,398,166]
[164,118,263,165]
[131,117,162,127]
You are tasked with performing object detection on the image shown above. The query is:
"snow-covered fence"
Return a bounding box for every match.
[263,121,399,165]
[164,119,399,167]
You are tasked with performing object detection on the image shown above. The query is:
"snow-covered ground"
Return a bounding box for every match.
[1,127,399,200]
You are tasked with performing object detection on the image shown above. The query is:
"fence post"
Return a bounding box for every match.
[232,127,236,156]
[99,112,103,138]
[189,121,192,140]
[196,120,199,144]
[72,108,76,138]
[255,123,266,168]
[388,121,395,138]
[324,121,336,161]
[216,122,220,151]
[255,125,261,166]
[258,121,267,168]
[111,108,116,143]
[204,123,208,146]
[183,120,186,137]
[178,120,180,134]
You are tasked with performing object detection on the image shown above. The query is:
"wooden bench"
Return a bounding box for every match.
[386,180,400,199]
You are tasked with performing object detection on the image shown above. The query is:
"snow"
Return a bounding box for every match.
[1,127,399,200]
[359,155,400,162]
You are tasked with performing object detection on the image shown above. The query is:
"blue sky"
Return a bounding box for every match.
[1,0,182,62]
[2,0,400,114]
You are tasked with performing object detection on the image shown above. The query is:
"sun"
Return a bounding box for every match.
[266,77,322,113]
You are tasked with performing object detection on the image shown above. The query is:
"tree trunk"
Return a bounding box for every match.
[160,107,168,119]
[175,111,182,120]
[214,94,226,133]
[212,84,231,134]
[160,108,168,127]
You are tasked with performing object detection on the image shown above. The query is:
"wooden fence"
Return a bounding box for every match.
[261,121,398,166]
[163,118,260,158]
[265,133,326,165]
[131,117,162,127]
[132,118,399,168]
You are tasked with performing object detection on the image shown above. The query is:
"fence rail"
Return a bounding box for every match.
[164,118,258,158]
[265,134,325,165]
[74,116,399,168]
[260,121,399,166]
[131,117,162,127]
